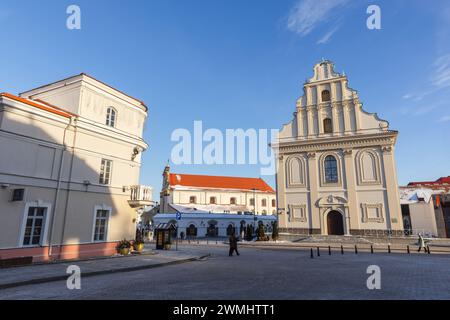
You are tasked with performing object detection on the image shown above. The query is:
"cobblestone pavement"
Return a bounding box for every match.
[0,244,449,300]
[0,248,210,289]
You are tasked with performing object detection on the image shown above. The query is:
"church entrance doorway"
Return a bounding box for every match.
[327,211,344,235]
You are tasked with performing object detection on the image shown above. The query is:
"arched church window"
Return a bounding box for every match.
[321,90,331,102]
[323,118,333,134]
[324,155,338,183]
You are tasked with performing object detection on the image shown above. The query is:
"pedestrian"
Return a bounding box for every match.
[229,234,240,256]
[417,233,427,253]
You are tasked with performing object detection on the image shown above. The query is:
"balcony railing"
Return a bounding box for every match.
[128,185,153,208]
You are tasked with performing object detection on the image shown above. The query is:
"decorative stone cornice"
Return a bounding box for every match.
[331,102,340,109]
[317,102,331,109]
[381,145,393,153]
[343,149,353,156]
[306,152,316,159]
[274,132,398,155]
[342,102,352,111]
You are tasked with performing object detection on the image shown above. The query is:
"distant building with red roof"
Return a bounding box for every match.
[407,176,450,192]
[159,165,276,215]
[400,176,450,238]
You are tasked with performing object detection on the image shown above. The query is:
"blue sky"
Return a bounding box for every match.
[1,0,449,198]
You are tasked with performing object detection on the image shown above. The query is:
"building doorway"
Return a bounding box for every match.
[327,211,344,235]
[226,224,235,236]
[207,220,219,237]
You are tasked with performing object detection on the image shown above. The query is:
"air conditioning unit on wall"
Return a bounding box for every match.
[11,189,25,202]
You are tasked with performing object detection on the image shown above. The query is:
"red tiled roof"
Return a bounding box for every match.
[0,92,75,118]
[169,173,275,193]
[408,176,450,187]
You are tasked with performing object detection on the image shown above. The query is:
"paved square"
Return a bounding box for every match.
[0,244,449,300]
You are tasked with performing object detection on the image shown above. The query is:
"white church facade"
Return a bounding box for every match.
[273,60,403,236]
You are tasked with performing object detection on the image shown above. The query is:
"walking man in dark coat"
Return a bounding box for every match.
[229,234,240,256]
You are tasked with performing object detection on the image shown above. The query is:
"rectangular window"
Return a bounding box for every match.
[210,197,216,204]
[23,207,46,246]
[230,198,237,205]
[261,199,267,207]
[272,199,276,207]
[106,108,116,127]
[249,198,255,206]
[189,196,197,204]
[94,209,109,242]
[99,159,112,185]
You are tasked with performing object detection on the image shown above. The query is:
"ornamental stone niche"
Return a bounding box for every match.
[273,60,403,237]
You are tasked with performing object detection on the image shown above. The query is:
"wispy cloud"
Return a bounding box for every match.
[438,115,450,123]
[432,54,450,89]
[402,54,450,101]
[413,105,440,116]
[287,0,350,36]
[317,25,341,45]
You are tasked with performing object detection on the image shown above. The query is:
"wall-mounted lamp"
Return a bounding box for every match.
[83,180,91,192]
[131,146,141,161]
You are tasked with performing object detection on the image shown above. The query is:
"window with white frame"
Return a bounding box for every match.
[93,209,110,242]
[99,159,112,185]
[23,207,47,246]
[106,107,117,127]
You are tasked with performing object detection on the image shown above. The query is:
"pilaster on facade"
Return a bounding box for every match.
[342,102,352,134]
[331,102,340,135]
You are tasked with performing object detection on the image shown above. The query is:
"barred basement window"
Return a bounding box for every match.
[99,159,112,185]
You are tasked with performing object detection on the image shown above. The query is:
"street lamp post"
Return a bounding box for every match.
[252,188,257,239]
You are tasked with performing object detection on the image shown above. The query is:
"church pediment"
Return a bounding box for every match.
[316,195,348,207]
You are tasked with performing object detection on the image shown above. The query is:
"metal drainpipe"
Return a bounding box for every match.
[47,117,73,259]
[58,122,78,260]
